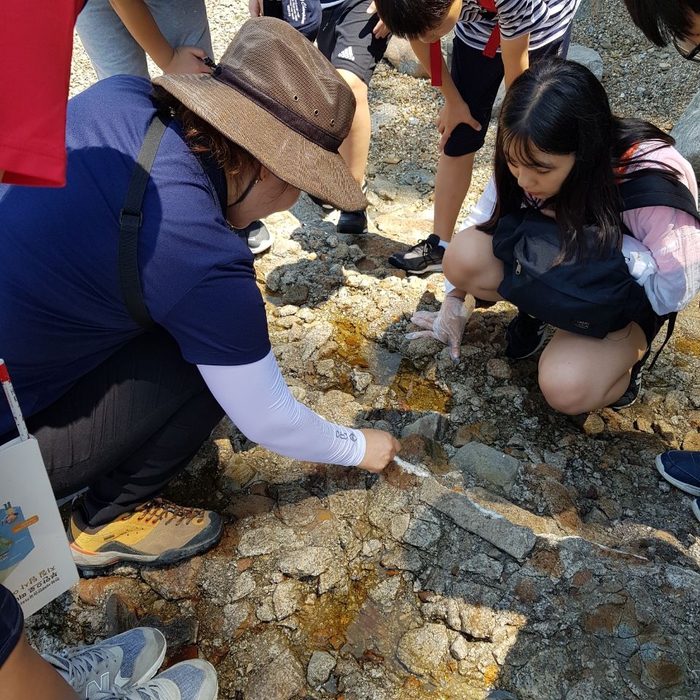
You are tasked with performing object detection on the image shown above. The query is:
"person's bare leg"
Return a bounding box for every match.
[0,630,78,700]
[433,152,476,243]
[538,324,647,414]
[442,225,504,300]
[337,69,370,188]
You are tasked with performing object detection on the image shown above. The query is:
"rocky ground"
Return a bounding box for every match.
[30,1,700,699]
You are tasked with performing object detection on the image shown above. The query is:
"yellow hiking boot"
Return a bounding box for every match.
[68,498,223,572]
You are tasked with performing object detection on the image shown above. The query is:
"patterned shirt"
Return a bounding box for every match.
[455,0,581,52]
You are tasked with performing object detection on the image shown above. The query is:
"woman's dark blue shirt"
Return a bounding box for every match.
[0,76,271,436]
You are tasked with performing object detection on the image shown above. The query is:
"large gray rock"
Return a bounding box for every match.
[419,479,536,560]
[671,89,700,179]
[383,37,429,79]
[567,43,604,79]
[384,33,454,79]
[451,441,521,493]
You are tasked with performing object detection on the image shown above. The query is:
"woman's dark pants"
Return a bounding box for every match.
[2,333,224,527]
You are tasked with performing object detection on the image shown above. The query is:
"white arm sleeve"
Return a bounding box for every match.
[443,177,497,294]
[461,176,497,231]
[198,351,366,467]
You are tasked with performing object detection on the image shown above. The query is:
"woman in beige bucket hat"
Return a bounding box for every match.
[0,17,400,574]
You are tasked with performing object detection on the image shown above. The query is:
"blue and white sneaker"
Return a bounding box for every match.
[43,627,166,698]
[655,451,700,496]
[92,659,218,700]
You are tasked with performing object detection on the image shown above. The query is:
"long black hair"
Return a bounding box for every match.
[623,0,700,46]
[481,58,677,262]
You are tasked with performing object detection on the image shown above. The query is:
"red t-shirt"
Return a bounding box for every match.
[0,0,84,187]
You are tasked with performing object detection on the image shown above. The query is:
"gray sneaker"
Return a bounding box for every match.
[92,659,218,700]
[235,220,273,254]
[43,627,166,698]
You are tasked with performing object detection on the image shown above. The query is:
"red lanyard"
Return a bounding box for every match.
[430,0,500,87]
[430,40,443,86]
[478,0,501,58]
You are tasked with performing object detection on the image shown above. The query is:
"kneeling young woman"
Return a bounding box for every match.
[442,57,700,415]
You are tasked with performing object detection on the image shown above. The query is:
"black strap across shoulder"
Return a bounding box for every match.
[618,173,700,368]
[618,174,700,222]
[118,113,169,330]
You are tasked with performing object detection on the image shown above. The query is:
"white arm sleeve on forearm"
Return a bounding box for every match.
[197,351,366,466]
[461,176,497,231]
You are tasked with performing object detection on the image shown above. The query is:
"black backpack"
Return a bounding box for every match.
[493,174,700,339]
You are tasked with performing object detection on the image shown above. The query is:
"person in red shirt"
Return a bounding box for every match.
[0,0,85,187]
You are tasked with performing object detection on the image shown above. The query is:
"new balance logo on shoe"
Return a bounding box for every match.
[338,47,355,61]
[85,672,111,696]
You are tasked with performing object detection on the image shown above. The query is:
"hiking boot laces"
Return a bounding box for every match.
[134,498,206,526]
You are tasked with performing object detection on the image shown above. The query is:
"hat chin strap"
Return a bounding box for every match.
[230,176,259,207]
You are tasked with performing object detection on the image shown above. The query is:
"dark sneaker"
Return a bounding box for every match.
[608,348,650,410]
[43,628,166,697]
[308,193,335,211]
[309,180,366,212]
[235,220,273,254]
[92,659,218,700]
[337,209,368,234]
[504,312,547,359]
[68,498,223,572]
[692,499,700,523]
[655,451,700,496]
[388,234,445,275]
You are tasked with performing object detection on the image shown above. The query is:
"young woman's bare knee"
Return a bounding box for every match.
[443,226,504,300]
[538,326,646,414]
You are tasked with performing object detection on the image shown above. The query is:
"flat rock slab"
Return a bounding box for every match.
[419,479,536,561]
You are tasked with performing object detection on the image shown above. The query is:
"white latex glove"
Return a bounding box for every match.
[406,294,475,363]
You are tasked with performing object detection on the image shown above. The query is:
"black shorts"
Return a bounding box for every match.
[0,584,23,668]
[317,0,389,85]
[444,30,571,158]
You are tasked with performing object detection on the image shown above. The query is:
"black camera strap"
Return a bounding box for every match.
[118,113,169,330]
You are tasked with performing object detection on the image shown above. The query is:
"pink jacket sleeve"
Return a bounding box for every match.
[621,143,700,315]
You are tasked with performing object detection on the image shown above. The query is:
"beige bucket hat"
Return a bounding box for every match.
[153,17,366,212]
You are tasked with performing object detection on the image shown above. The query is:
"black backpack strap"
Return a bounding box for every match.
[648,312,677,372]
[618,175,697,366]
[119,113,169,329]
[618,174,700,223]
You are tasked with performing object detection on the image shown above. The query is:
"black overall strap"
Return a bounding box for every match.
[119,113,169,329]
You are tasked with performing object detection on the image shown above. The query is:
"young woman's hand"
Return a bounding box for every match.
[358,429,402,472]
[406,293,475,363]
[249,0,263,17]
[163,46,213,74]
[436,97,481,151]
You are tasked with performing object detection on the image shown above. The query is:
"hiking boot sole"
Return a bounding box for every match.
[388,259,443,275]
